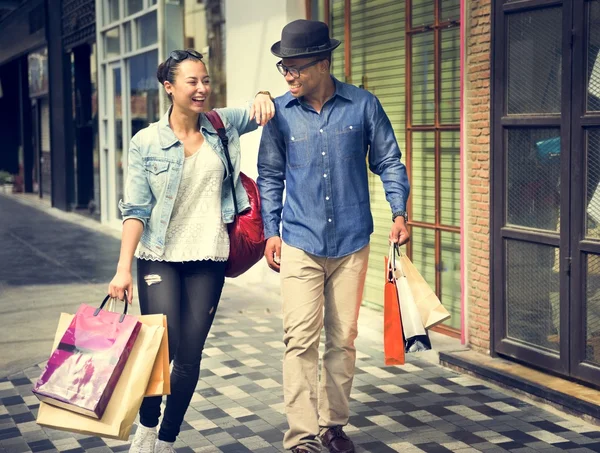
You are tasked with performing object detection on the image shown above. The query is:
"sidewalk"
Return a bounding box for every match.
[2,193,600,453]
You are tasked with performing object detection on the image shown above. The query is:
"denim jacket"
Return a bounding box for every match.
[118,104,258,257]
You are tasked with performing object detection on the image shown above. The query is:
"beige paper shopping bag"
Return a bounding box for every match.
[36,313,163,440]
[144,314,170,397]
[398,252,451,329]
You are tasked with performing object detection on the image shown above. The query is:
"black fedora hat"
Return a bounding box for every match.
[271,19,341,59]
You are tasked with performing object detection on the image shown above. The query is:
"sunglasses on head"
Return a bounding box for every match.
[169,49,203,62]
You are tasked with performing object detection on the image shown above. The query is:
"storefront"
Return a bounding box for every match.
[310,0,463,336]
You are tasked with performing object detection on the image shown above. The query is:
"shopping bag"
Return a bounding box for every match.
[144,314,170,396]
[392,245,432,353]
[36,313,164,440]
[397,250,451,329]
[104,300,170,396]
[33,297,142,419]
[384,247,405,366]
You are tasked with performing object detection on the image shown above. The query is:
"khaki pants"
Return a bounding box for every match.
[280,242,369,452]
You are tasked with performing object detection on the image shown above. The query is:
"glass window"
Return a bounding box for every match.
[104,0,119,25]
[441,0,460,22]
[411,227,437,292]
[129,50,160,138]
[104,27,120,59]
[506,128,561,231]
[441,231,461,330]
[124,22,132,53]
[126,0,144,17]
[586,254,600,365]
[112,67,123,220]
[412,32,435,125]
[587,1,600,112]
[412,0,434,27]
[506,240,559,352]
[440,131,460,227]
[507,7,562,115]
[441,27,460,124]
[330,0,345,81]
[137,11,158,49]
[586,129,600,238]
[411,131,436,224]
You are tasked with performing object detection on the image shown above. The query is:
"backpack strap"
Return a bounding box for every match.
[204,110,238,215]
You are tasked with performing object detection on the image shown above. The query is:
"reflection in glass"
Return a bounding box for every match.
[330,0,345,81]
[440,131,460,227]
[586,130,600,238]
[104,27,120,59]
[412,32,435,125]
[441,0,460,22]
[412,0,434,27]
[112,67,123,220]
[129,51,160,139]
[506,129,561,231]
[441,232,460,330]
[506,240,560,352]
[586,255,600,365]
[126,0,143,16]
[411,227,436,292]
[104,0,119,25]
[507,8,562,114]
[587,1,600,111]
[137,11,158,49]
[441,27,460,124]
[411,132,435,224]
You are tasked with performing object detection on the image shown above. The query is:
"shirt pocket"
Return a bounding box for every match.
[286,132,310,168]
[145,159,170,193]
[335,124,363,160]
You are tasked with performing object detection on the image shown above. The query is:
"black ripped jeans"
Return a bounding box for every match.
[136,258,226,443]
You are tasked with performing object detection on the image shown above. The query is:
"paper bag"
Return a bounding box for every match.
[36,313,163,440]
[398,252,451,329]
[144,315,170,396]
[384,253,405,366]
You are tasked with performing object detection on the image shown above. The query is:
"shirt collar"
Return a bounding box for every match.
[283,76,352,107]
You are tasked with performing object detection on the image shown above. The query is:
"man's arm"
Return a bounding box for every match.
[257,114,287,270]
[367,96,410,213]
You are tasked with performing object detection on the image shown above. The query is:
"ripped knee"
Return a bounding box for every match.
[143,274,162,286]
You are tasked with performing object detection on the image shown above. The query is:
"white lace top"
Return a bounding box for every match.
[136,141,230,262]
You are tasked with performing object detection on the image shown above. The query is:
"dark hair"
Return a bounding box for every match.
[156,49,205,86]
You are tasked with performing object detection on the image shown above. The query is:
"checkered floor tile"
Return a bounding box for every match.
[2,297,600,453]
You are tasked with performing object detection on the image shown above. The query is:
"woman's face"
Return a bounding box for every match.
[165,59,211,114]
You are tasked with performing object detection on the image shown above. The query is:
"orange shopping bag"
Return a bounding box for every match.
[384,245,405,366]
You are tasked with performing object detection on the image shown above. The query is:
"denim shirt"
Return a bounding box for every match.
[257,77,410,258]
[119,104,258,257]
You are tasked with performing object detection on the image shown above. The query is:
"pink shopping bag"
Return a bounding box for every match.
[33,296,141,419]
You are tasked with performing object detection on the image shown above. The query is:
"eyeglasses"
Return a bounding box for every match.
[276,59,323,79]
[169,49,203,62]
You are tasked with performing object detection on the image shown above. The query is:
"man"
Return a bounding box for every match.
[257,20,410,453]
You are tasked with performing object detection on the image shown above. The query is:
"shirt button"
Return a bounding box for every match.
[322,152,326,156]
[320,129,323,133]
[349,126,353,130]
[326,196,330,200]
[323,174,327,178]
[328,218,332,222]
[291,136,295,141]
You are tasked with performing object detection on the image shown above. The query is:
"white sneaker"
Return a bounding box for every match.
[129,424,158,453]
[154,440,176,453]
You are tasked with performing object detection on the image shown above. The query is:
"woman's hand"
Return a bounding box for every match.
[250,92,275,126]
[108,268,134,304]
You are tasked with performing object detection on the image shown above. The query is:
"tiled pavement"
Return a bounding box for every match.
[2,195,600,453]
[2,289,600,453]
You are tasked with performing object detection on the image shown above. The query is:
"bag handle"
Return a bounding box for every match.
[95,293,128,323]
[204,110,239,216]
[389,243,407,279]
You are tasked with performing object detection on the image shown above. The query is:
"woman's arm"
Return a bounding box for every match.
[108,219,143,303]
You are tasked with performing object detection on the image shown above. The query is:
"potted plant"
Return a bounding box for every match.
[0,171,14,193]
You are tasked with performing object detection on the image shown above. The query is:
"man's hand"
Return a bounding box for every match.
[389,217,410,245]
[264,236,282,272]
[250,93,275,126]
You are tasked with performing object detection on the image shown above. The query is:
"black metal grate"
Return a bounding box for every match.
[506,128,561,231]
[586,255,600,365]
[507,8,562,115]
[62,0,96,50]
[506,240,560,352]
[587,1,600,112]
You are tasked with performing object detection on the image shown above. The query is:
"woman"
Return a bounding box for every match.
[107,49,274,453]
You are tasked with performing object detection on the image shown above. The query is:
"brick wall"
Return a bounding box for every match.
[465,0,492,352]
